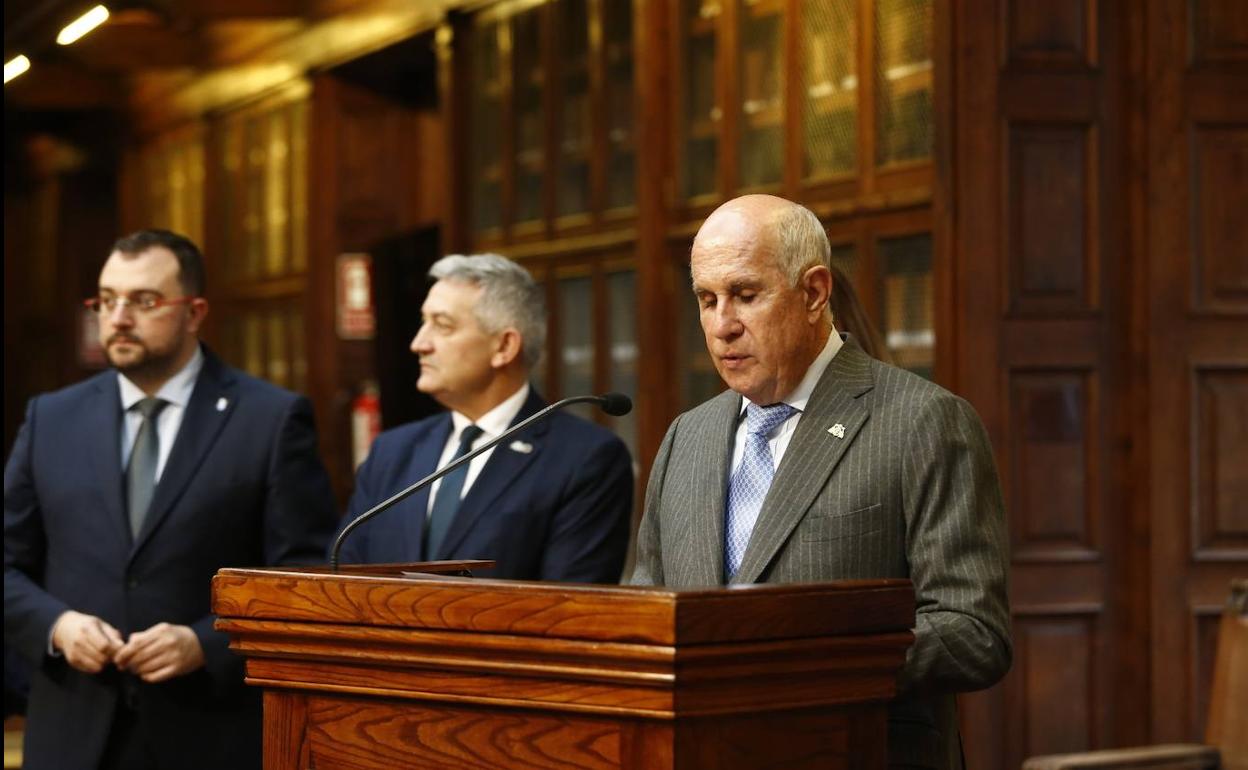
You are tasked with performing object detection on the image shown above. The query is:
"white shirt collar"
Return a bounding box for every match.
[450,382,530,439]
[739,329,843,415]
[117,345,204,411]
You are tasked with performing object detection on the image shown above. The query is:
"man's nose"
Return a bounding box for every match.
[709,303,741,339]
[410,325,429,354]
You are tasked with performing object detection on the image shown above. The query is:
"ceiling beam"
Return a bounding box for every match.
[160,0,305,23]
[4,59,122,110]
[70,21,205,71]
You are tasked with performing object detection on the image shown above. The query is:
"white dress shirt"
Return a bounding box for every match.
[426,383,530,518]
[117,345,204,481]
[730,331,844,473]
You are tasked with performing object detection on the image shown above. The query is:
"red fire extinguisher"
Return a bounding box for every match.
[351,381,381,469]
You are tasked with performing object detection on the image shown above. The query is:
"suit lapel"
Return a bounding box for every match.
[688,390,740,585]
[84,375,131,551]
[131,351,236,559]
[733,342,876,584]
[436,392,546,559]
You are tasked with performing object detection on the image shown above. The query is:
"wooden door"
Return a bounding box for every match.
[307,73,442,505]
[951,0,1146,766]
[952,0,1247,765]
[1144,0,1248,745]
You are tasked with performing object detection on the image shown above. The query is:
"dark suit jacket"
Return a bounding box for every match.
[3,347,336,770]
[631,337,1012,770]
[337,389,632,583]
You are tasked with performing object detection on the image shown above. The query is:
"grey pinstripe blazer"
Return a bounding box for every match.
[630,337,1011,769]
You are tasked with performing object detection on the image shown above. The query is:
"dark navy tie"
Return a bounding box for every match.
[424,424,484,560]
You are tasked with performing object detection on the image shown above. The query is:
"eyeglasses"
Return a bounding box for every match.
[83,293,197,315]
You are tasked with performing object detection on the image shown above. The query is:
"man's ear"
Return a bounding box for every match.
[801,265,832,321]
[186,297,210,333]
[491,328,524,369]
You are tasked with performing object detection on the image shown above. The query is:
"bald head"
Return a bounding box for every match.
[695,195,831,286]
[690,195,834,405]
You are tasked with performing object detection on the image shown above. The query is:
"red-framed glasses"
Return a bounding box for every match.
[83,293,198,315]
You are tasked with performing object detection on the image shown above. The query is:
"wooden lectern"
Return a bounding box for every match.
[212,563,914,769]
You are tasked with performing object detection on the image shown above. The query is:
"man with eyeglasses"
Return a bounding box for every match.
[4,229,337,770]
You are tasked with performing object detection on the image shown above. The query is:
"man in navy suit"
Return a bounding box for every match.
[336,254,632,582]
[4,229,336,770]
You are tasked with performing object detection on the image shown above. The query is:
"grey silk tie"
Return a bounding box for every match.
[127,397,168,538]
[424,424,484,560]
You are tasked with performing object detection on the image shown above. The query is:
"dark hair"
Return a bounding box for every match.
[110,229,205,296]
[829,264,893,364]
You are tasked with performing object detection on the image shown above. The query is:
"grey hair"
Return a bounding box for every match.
[428,253,546,369]
[772,202,831,284]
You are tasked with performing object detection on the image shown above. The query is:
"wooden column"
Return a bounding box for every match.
[634,0,679,523]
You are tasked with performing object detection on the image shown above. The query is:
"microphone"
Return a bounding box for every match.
[598,392,632,417]
[329,392,633,570]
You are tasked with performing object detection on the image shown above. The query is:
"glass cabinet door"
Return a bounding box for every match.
[802,0,858,179]
[875,0,933,165]
[557,272,595,421]
[603,0,636,211]
[680,0,720,198]
[607,268,639,454]
[470,18,504,232]
[465,0,637,237]
[830,241,857,281]
[555,0,590,218]
[264,108,290,277]
[512,7,546,225]
[738,0,785,188]
[877,233,933,378]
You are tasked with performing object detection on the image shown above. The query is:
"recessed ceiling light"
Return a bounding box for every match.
[57,5,111,46]
[4,55,31,84]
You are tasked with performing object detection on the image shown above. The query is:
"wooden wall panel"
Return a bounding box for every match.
[1192,368,1248,555]
[1189,607,1226,739]
[1188,0,1248,65]
[1009,370,1096,558]
[1191,127,1248,313]
[1004,0,1097,67]
[1014,616,1096,762]
[1006,124,1098,315]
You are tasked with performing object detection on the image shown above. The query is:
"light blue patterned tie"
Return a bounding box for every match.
[724,402,796,581]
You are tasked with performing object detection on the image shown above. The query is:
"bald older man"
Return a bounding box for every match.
[630,195,1011,770]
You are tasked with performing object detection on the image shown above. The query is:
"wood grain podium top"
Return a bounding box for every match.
[213,563,917,727]
[213,563,914,646]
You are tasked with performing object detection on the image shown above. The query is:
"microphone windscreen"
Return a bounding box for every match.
[598,392,633,416]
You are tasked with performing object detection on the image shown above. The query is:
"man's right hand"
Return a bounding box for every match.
[50,610,124,673]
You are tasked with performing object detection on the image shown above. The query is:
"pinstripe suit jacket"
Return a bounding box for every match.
[631,337,1011,770]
